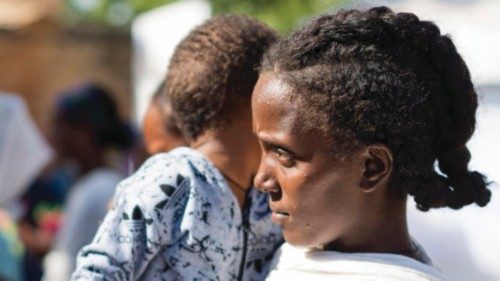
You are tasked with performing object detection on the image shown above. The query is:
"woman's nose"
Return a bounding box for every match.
[254,159,279,194]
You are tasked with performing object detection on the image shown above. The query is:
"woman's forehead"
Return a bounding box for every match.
[253,73,296,104]
[253,75,325,143]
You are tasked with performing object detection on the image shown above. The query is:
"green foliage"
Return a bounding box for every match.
[129,0,178,14]
[63,0,176,27]
[63,0,346,32]
[211,0,346,33]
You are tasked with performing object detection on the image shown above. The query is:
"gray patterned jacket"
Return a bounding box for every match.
[71,147,283,281]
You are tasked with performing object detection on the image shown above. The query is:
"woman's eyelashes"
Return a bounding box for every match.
[271,146,295,167]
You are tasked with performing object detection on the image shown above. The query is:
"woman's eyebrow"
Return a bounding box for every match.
[260,139,295,155]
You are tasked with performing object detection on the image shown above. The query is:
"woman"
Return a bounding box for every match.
[252,7,491,280]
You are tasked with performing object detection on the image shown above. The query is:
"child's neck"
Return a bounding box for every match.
[191,130,258,208]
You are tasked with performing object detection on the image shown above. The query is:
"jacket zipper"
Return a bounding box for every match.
[237,189,252,281]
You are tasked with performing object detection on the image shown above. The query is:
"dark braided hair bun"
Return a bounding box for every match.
[262,6,491,211]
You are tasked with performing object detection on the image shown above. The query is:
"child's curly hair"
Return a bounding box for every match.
[165,14,278,141]
[261,6,490,211]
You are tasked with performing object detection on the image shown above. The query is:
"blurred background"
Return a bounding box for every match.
[0,0,346,132]
[0,0,499,281]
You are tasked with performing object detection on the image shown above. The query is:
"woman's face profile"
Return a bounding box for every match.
[252,73,366,248]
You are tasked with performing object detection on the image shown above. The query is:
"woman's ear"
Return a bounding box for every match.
[359,144,393,191]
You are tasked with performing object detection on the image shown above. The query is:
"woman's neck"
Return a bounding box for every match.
[324,199,416,260]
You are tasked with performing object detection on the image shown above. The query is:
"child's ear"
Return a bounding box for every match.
[359,144,393,191]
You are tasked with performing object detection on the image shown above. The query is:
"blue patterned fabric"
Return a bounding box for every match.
[71,147,283,281]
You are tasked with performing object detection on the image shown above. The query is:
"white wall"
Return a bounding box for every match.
[131,0,211,126]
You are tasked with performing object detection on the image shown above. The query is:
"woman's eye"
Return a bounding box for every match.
[273,147,295,167]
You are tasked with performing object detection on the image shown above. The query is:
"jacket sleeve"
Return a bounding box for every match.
[70,154,191,281]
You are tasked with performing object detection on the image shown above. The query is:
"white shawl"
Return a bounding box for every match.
[266,243,449,281]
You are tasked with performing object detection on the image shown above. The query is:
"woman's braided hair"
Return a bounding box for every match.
[261,6,491,211]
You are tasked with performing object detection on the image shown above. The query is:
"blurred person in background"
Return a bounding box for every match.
[18,143,80,280]
[0,93,52,281]
[41,84,137,281]
[142,80,186,155]
[0,209,23,281]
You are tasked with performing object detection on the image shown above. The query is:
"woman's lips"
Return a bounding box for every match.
[271,210,290,224]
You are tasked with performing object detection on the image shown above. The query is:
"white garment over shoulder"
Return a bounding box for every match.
[266,243,449,281]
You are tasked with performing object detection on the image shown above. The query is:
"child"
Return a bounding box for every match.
[252,7,491,280]
[71,15,282,281]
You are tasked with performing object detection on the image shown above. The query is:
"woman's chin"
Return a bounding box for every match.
[283,232,319,249]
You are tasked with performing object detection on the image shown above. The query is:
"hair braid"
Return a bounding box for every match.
[427,35,490,209]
